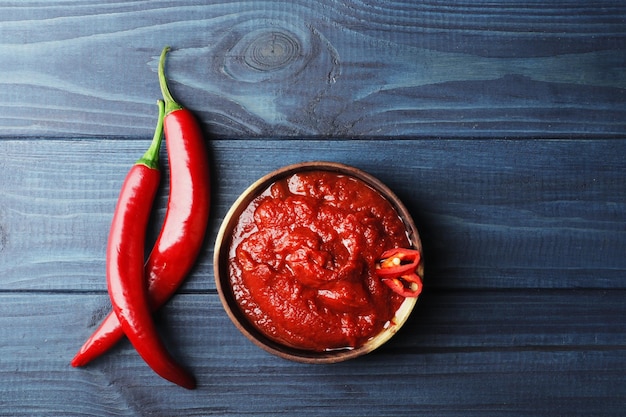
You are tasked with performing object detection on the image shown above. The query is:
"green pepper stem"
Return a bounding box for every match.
[136,100,166,169]
[158,46,184,114]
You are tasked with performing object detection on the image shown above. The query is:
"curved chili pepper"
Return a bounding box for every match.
[375,248,421,278]
[71,47,210,368]
[105,99,196,389]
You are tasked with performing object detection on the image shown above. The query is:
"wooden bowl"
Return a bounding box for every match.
[214,161,423,363]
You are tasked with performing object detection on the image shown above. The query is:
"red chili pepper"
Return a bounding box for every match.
[381,272,423,298]
[375,248,421,278]
[376,247,423,298]
[105,100,196,389]
[71,47,210,369]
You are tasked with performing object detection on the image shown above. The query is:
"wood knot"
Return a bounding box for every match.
[223,26,310,82]
[243,31,301,72]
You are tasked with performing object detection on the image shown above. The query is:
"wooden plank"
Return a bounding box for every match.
[2,2,624,416]
[0,1,624,138]
[1,291,624,416]
[1,138,625,291]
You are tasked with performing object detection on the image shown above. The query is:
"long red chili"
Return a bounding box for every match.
[105,100,196,389]
[71,46,211,368]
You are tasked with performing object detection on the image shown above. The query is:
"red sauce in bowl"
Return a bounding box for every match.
[228,170,411,351]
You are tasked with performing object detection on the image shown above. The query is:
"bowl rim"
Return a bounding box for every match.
[213,161,423,363]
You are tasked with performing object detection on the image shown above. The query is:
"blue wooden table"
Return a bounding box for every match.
[1,1,625,415]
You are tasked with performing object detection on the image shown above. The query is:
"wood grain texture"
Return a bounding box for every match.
[1,1,625,415]
[1,292,624,416]
[0,0,624,138]
[1,138,624,291]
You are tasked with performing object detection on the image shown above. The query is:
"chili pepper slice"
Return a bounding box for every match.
[375,248,421,278]
[71,46,211,368]
[105,100,196,389]
[382,272,423,298]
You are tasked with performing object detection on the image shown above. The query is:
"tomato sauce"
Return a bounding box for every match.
[228,170,410,351]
